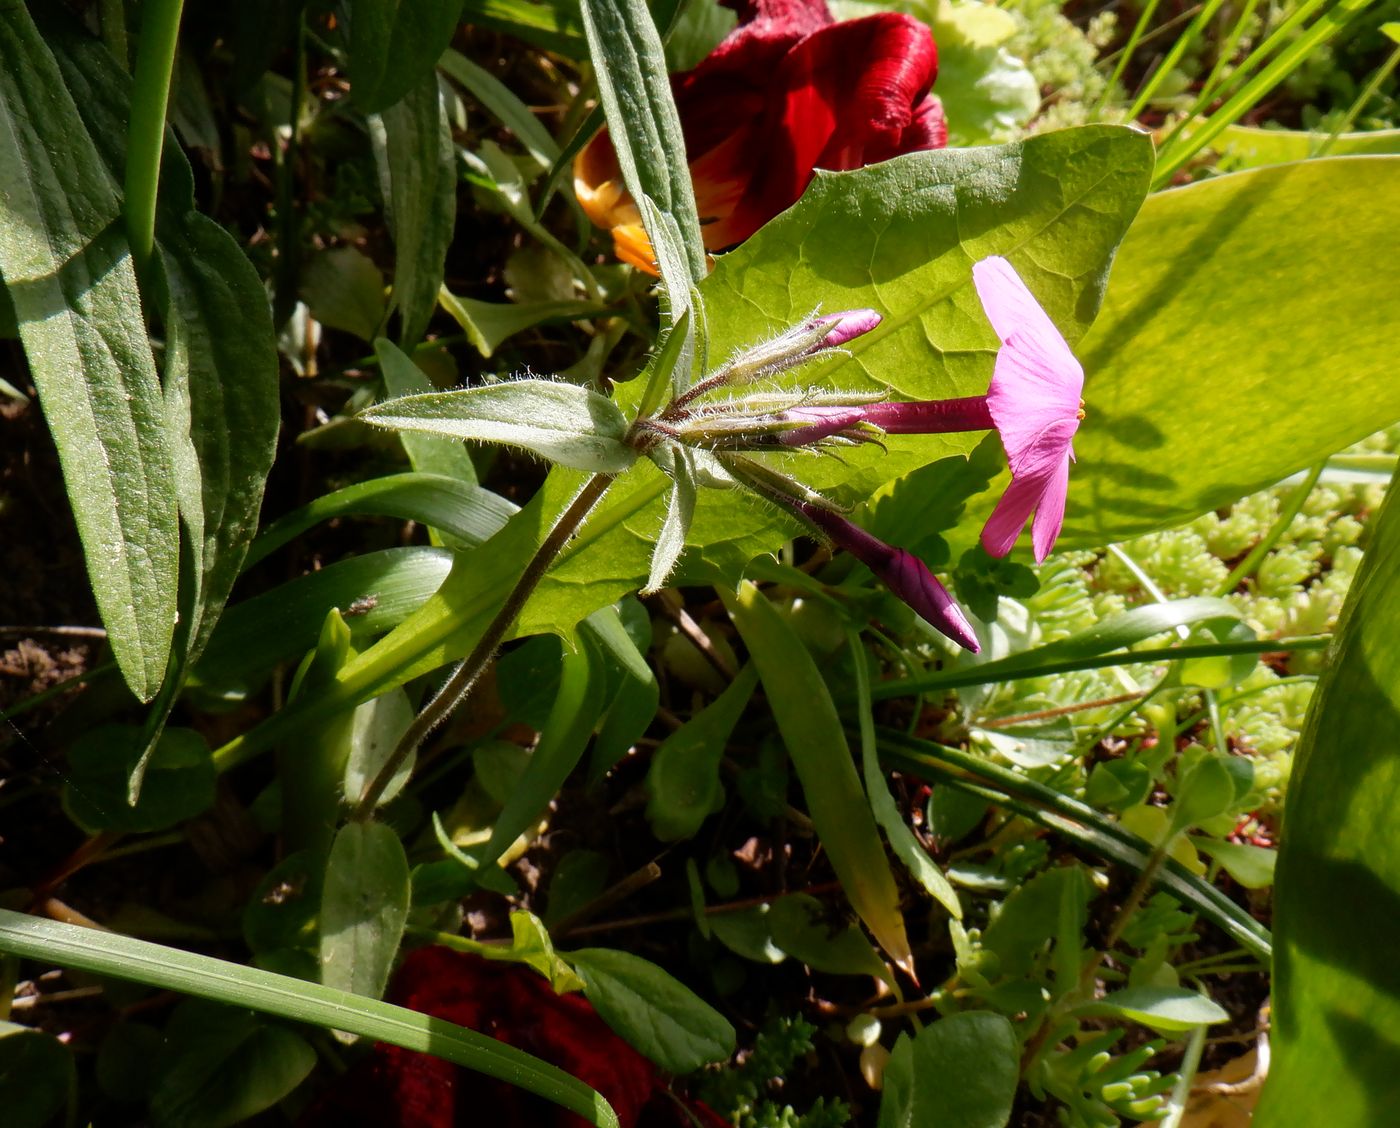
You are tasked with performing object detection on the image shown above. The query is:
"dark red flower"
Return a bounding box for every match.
[298,947,728,1128]
[576,0,944,270]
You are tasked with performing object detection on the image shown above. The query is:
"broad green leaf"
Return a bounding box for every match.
[439,288,606,357]
[195,547,454,691]
[1066,156,1400,546]
[349,0,461,113]
[767,894,889,979]
[63,725,215,834]
[243,850,324,964]
[931,0,1040,145]
[0,908,619,1126]
[301,246,387,339]
[1257,485,1400,1127]
[343,687,417,809]
[95,1021,163,1104]
[151,1001,315,1128]
[710,906,789,965]
[566,947,735,1074]
[578,0,706,279]
[320,821,411,1002]
[646,665,758,840]
[460,0,588,58]
[0,8,178,700]
[0,1022,73,1128]
[1077,987,1229,1033]
[982,867,1093,981]
[44,14,281,674]
[724,581,912,974]
[360,380,637,473]
[245,473,515,568]
[370,73,456,345]
[879,1012,1018,1128]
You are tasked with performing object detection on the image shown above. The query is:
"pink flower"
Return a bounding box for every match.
[972,256,1085,563]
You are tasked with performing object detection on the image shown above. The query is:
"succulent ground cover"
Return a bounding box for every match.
[1,1,1399,1126]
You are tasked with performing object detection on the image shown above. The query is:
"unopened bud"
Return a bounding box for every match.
[716,308,882,387]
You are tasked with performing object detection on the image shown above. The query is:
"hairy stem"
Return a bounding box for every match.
[352,473,616,819]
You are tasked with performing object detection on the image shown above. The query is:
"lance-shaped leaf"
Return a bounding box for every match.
[361,380,637,473]
[722,581,913,976]
[643,443,698,594]
[0,7,178,701]
[349,0,461,114]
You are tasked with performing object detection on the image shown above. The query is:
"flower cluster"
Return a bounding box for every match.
[639,256,1084,653]
[575,0,945,271]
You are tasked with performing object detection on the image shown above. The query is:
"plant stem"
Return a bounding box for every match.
[352,473,616,819]
[124,0,185,281]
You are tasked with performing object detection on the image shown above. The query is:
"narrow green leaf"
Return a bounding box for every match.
[1212,123,1400,166]
[0,908,618,1127]
[459,0,588,58]
[370,73,456,345]
[566,947,735,1074]
[723,581,913,975]
[0,7,177,700]
[343,688,417,809]
[437,49,560,168]
[195,547,454,691]
[349,0,461,113]
[577,0,706,280]
[321,821,411,1002]
[438,288,605,357]
[1077,987,1230,1034]
[361,380,637,473]
[643,444,697,593]
[151,1001,315,1128]
[849,632,963,919]
[1258,485,1400,1126]
[245,472,515,568]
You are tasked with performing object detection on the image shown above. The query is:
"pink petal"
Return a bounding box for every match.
[1030,454,1071,563]
[986,344,1082,475]
[972,258,1074,356]
[979,467,1044,558]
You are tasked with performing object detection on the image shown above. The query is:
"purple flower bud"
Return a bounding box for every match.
[798,502,980,652]
[778,396,994,447]
[810,309,882,348]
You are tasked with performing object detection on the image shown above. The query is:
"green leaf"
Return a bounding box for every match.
[320,821,411,1002]
[370,72,456,345]
[349,0,461,113]
[578,0,706,280]
[1067,156,1400,546]
[767,894,889,979]
[151,1001,315,1128]
[438,49,560,168]
[343,687,417,809]
[63,725,215,834]
[302,246,387,340]
[43,16,282,676]
[0,909,619,1126]
[643,443,698,593]
[879,1012,1018,1128]
[376,337,480,488]
[0,1021,73,1128]
[646,664,758,840]
[1191,838,1277,890]
[245,472,515,568]
[849,631,962,917]
[931,1,1040,145]
[0,8,178,700]
[1077,987,1230,1033]
[724,581,912,975]
[982,866,1093,981]
[1213,124,1400,167]
[195,547,455,691]
[566,947,735,1073]
[460,0,588,58]
[438,288,606,358]
[360,380,637,473]
[431,910,584,993]
[1257,484,1400,1126]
